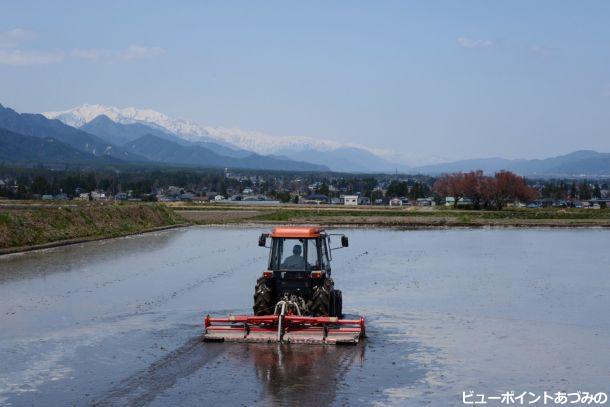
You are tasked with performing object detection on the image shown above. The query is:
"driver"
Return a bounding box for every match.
[281,244,307,269]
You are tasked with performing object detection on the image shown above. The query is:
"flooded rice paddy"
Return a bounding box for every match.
[0,227,609,406]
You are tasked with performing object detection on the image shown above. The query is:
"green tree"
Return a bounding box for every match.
[30,176,50,195]
[316,183,330,196]
[386,181,408,197]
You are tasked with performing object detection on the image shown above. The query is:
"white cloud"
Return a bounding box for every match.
[0,27,163,66]
[457,37,493,49]
[71,45,165,62]
[119,45,165,60]
[528,44,552,58]
[0,49,63,66]
[0,28,62,66]
[69,48,113,61]
[0,28,37,48]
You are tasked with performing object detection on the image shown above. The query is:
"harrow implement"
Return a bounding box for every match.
[204,299,365,344]
[204,314,365,344]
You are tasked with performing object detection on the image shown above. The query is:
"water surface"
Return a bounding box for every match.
[0,227,608,406]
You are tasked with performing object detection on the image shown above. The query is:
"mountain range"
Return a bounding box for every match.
[0,127,116,166]
[81,115,251,159]
[0,101,609,176]
[0,104,141,162]
[44,104,409,172]
[0,103,326,171]
[413,150,610,177]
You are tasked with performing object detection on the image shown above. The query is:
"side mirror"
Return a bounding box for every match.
[258,233,268,247]
[341,236,349,247]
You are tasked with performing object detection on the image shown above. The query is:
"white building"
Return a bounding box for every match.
[90,191,107,200]
[343,195,358,205]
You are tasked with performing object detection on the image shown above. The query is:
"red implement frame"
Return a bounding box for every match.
[203,314,366,344]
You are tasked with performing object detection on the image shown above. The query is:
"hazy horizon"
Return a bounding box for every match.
[2,1,610,163]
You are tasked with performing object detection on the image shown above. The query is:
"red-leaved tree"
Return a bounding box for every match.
[433,170,537,210]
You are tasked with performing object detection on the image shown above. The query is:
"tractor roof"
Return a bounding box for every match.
[271,226,324,238]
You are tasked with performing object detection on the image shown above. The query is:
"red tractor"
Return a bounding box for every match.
[204,226,365,344]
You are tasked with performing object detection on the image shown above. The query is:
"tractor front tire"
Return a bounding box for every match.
[253,277,274,315]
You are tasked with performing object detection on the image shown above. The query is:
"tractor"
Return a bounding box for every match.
[203,226,364,344]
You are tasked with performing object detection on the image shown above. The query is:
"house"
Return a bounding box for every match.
[446,197,472,206]
[416,198,432,206]
[343,195,358,206]
[157,195,176,202]
[179,193,195,201]
[303,194,328,204]
[90,191,107,201]
[358,196,371,205]
[166,186,183,196]
[457,197,473,206]
[389,197,402,206]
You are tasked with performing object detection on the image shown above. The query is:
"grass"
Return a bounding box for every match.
[0,203,184,250]
[249,206,610,222]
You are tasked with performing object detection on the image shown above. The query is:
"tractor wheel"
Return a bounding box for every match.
[310,278,333,316]
[330,289,343,318]
[253,277,274,315]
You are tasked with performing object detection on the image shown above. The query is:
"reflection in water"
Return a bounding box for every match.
[245,343,365,406]
[0,229,179,283]
[94,339,365,407]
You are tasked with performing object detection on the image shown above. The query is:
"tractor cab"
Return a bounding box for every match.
[260,227,347,275]
[256,227,348,316]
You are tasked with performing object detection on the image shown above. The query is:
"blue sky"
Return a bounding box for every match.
[1,1,610,162]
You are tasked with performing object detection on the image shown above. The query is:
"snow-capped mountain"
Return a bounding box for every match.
[43,104,203,136]
[43,104,430,171]
[44,104,343,154]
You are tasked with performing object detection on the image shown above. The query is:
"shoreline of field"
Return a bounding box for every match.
[172,202,610,229]
[0,202,186,256]
[1,201,608,255]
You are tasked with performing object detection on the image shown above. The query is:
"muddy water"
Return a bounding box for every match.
[0,227,609,406]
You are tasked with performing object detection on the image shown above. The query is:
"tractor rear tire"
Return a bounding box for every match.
[253,277,274,316]
[310,279,332,317]
[330,289,343,318]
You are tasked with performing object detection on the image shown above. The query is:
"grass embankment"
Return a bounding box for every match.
[0,202,185,253]
[171,203,610,228]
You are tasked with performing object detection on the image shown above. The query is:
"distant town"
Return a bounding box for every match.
[1,166,608,210]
